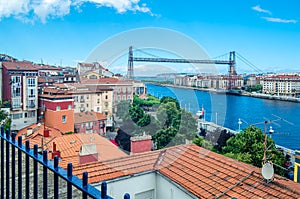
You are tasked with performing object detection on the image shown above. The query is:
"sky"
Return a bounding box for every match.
[0,0,300,74]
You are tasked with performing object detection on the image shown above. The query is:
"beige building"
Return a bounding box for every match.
[174,75,244,89]
[81,77,134,113]
[262,75,300,96]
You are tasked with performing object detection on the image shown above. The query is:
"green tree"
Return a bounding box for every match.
[160,96,180,110]
[136,114,151,127]
[116,100,131,120]
[129,106,144,123]
[192,135,213,150]
[177,110,197,140]
[156,102,179,128]
[153,127,177,149]
[222,126,285,175]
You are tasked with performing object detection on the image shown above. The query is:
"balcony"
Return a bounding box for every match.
[86,125,93,130]
[80,98,85,102]
[80,107,85,112]
[0,126,130,199]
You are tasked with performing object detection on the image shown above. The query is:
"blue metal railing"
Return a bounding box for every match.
[0,126,130,199]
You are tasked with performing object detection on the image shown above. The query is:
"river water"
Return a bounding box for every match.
[146,83,300,150]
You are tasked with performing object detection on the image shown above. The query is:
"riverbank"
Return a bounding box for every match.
[146,82,300,103]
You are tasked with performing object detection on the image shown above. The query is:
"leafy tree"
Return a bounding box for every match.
[192,135,213,150]
[129,106,144,123]
[116,100,131,120]
[160,96,180,110]
[222,126,285,175]
[153,127,177,149]
[177,110,197,140]
[133,95,160,107]
[136,114,151,127]
[156,102,179,128]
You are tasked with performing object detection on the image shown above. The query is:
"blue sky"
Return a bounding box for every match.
[0,0,299,74]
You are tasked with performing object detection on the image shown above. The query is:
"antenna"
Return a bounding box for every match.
[261,162,274,181]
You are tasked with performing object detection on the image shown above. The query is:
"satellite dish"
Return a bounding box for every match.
[262,162,274,180]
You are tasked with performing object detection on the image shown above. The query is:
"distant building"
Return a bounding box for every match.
[74,111,107,135]
[81,77,134,113]
[77,62,113,77]
[39,91,74,133]
[174,74,244,89]
[262,75,300,96]
[1,61,39,131]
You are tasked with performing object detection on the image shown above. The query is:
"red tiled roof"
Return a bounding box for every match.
[74,112,107,124]
[2,61,38,71]
[52,133,127,168]
[17,124,63,148]
[81,78,133,85]
[73,144,300,198]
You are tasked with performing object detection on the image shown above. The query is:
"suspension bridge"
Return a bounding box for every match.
[126,46,263,80]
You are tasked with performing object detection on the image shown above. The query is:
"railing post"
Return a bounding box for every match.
[1,126,4,199]
[43,150,48,199]
[18,136,22,199]
[82,172,88,199]
[101,181,107,199]
[124,193,130,199]
[67,163,73,199]
[33,144,38,199]
[54,156,59,199]
[6,129,10,199]
[11,132,16,199]
[25,140,30,199]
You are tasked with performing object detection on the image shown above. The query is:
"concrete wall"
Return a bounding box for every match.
[156,173,197,199]
[93,172,197,199]
[95,173,156,199]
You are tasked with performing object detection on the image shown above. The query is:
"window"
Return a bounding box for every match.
[104,102,109,107]
[68,104,72,110]
[105,95,108,99]
[28,111,35,118]
[97,99,100,104]
[56,106,61,111]
[27,99,35,108]
[86,104,89,107]
[97,107,100,112]
[74,96,78,102]
[12,113,22,119]
[62,115,66,123]
[27,78,36,87]
[28,88,35,98]
[86,95,89,100]
[24,113,27,118]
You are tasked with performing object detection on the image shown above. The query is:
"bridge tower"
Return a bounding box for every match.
[229,51,237,75]
[127,46,134,79]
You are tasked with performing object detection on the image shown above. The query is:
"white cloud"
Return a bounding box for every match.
[252,5,272,15]
[0,0,152,23]
[262,17,297,24]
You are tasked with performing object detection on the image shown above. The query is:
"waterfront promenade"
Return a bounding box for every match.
[149,82,300,103]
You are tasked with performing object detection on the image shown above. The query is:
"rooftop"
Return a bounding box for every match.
[73,144,300,199]
[74,112,107,124]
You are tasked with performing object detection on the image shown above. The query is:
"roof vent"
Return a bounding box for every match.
[78,143,98,164]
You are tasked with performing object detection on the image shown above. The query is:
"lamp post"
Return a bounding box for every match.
[238,118,242,132]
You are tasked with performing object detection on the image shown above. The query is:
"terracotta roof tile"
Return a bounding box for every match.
[2,61,38,71]
[72,144,300,198]
[74,112,106,124]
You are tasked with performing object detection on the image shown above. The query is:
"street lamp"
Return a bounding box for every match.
[238,118,242,132]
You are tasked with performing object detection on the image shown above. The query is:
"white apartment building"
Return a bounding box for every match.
[262,75,300,96]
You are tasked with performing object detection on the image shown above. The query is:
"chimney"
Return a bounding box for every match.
[44,128,50,137]
[51,142,61,159]
[294,150,300,183]
[78,143,98,164]
[26,128,33,136]
[130,134,152,154]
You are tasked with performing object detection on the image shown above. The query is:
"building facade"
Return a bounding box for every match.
[1,61,39,131]
[262,75,300,96]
